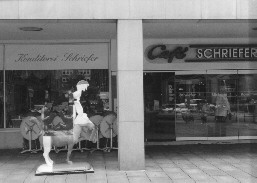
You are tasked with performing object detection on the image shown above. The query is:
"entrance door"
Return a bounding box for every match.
[144,72,175,141]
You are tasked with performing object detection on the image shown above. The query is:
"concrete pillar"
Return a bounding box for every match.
[117,20,145,170]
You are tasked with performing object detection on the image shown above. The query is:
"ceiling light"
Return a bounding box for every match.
[19,27,43,31]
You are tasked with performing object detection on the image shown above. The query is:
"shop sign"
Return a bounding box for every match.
[5,44,109,70]
[189,44,257,62]
[146,44,188,63]
[145,44,257,63]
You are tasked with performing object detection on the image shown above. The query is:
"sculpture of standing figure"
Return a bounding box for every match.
[39,80,97,167]
[73,80,95,143]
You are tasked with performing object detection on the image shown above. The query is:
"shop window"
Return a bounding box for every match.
[175,74,208,138]
[0,71,3,128]
[237,74,257,136]
[205,74,238,137]
[4,69,109,128]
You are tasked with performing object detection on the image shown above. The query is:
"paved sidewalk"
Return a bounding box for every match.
[1,143,257,183]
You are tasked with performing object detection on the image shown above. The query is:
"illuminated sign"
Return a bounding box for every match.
[190,45,257,62]
[196,48,257,59]
[146,45,188,63]
[145,44,257,63]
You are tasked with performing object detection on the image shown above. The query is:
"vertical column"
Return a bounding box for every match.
[117,20,145,170]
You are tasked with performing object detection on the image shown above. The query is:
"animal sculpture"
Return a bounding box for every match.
[28,116,97,166]
[41,80,97,166]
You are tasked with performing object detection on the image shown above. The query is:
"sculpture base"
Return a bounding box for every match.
[35,162,94,176]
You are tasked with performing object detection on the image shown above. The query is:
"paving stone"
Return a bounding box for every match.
[154,159,173,164]
[23,174,47,183]
[126,170,147,177]
[189,173,214,181]
[145,171,169,178]
[217,165,238,171]
[87,173,107,181]
[0,164,17,170]
[3,175,28,183]
[66,173,87,183]
[158,163,177,168]
[167,172,191,180]
[203,169,227,176]
[9,169,33,175]
[239,177,257,183]
[162,167,184,173]
[212,175,240,183]
[149,177,173,183]
[87,179,108,183]
[106,171,127,177]
[1,144,257,183]
[183,168,203,174]
[173,160,192,166]
[197,164,217,170]
[44,174,67,183]
[0,170,12,179]
[172,178,195,183]
[195,180,217,183]
[107,176,129,183]
[128,177,151,183]
[145,165,163,171]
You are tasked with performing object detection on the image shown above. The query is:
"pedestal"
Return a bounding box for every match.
[35,162,94,176]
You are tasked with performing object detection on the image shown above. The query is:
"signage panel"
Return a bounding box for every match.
[5,44,109,70]
[145,44,257,63]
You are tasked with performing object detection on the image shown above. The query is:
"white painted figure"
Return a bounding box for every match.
[73,80,95,144]
[39,80,97,167]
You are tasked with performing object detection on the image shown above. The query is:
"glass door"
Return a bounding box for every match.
[144,72,175,141]
[206,70,238,139]
[237,70,257,138]
[175,72,208,140]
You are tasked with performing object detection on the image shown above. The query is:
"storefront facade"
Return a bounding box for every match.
[0,0,257,171]
[0,41,113,144]
[143,39,257,142]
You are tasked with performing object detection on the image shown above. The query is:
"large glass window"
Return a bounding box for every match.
[0,71,3,128]
[144,72,175,141]
[237,73,257,137]
[175,74,208,138]
[206,72,238,137]
[144,70,257,141]
[4,69,109,128]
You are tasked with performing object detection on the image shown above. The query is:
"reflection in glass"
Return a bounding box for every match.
[144,71,257,141]
[175,75,208,138]
[144,72,175,141]
[5,69,109,128]
[206,74,237,137]
[0,71,3,128]
[238,74,257,137]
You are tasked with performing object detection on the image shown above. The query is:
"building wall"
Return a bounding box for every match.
[0,129,23,149]
[0,0,257,20]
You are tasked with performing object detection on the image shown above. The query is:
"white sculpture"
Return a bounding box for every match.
[38,80,97,167]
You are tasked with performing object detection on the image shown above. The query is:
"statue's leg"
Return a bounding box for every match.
[73,124,82,144]
[66,142,73,165]
[43,136,54,166]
